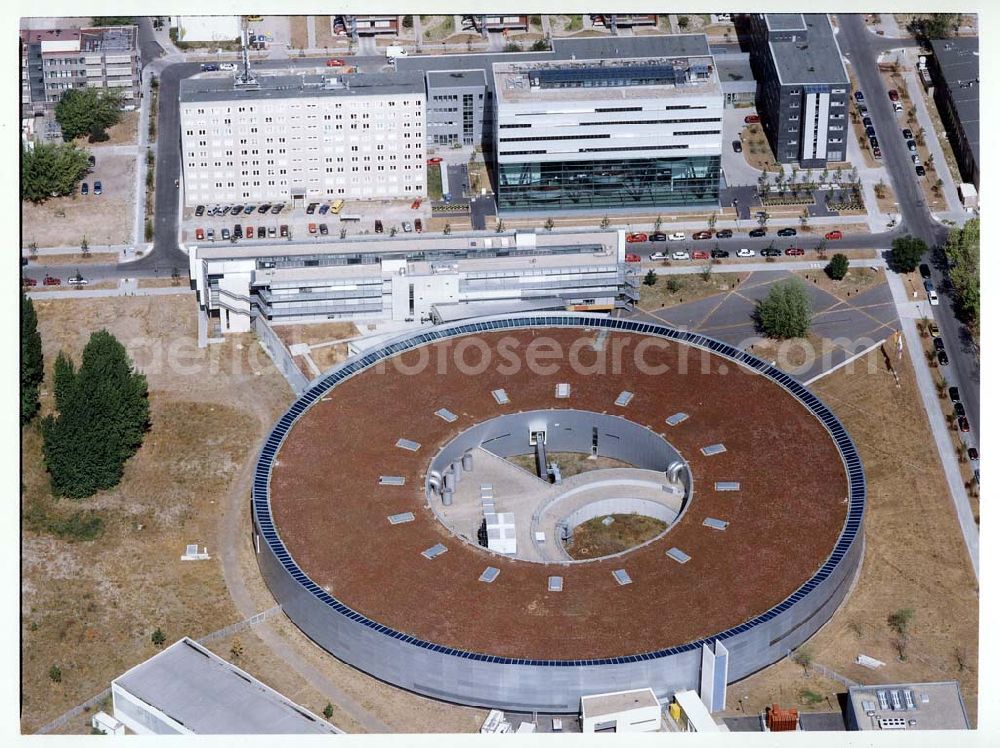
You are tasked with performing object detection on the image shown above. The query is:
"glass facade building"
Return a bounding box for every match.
[497,154,721,211]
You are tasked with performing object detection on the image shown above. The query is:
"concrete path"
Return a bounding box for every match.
[668,15,679,33]
[885,271,979,579]
[306,16,317,50]
[875,13,904,38]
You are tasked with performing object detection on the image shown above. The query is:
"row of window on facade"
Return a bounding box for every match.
[189,100,423,116]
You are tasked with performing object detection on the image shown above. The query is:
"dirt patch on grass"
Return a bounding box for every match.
[273,321,357,348]
[755,348,977,724]
[639,272,747,310]
[21,295,294,732]
[74,111,138,148]
[740,123,778,171]
[25,252,118,266]
[566,514,668,560]
[308,344,349,373]
[796,266,884,299]
[508,452,630,478]
[289,16,309,49]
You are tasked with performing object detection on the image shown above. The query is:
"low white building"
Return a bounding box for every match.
[581,688,662,733]
[179,72,426,207]
[188,230,632,334]
[171,16,241,43]
[111,637,340,734]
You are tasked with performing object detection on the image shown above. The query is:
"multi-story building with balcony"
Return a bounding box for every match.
[20,25,140,116]
[178,72,426,207]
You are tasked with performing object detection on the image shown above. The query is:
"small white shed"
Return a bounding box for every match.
[581,687,661,733]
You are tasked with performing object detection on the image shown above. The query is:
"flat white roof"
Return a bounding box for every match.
[673,689,719,732]
[113,637,339,734]
[582,687,659,719]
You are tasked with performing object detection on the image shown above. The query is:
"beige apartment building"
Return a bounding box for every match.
[179,72,426,206]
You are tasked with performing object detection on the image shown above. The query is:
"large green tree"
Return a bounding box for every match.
[91,17,136,26]
[944,218,980,333]
[42,331,149,499]
[889,235,928,273]
[55,88,123,142]
[755,279,812,339]
[910,14,959,39]
[21,294,44,424]
[21,143,90,203]
[825,253,850,281]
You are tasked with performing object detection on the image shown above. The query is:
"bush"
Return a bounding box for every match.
[825,253,850,280]
[21,294,43,424]
[48,665,62,683]
[151,628,166,647]
[643,269,658,286]
[401,15,413,29]
[145,218,154,242]
[21,143,91,203]
[889,235,927,273]
[755,279,811,339]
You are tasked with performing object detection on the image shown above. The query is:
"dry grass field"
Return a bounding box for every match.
[566,514,667,560]
[639,272,747,310]
[795,266,884,299]
[724,348,979,724]
[21,295,294,733]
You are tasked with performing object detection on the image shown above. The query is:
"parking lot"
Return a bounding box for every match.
[182,197,432,245]
[22,152,135,248]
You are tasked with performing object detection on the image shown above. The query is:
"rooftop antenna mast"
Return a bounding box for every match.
[236,19,257,87]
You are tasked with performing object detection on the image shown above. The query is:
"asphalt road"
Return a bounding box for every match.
[837,15,979,441]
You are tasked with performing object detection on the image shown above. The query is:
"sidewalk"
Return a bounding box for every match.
[885,270,979,579]
[650,257,885,275]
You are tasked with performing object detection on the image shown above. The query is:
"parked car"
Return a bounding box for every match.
[280,225,289,237]
[958,416,970,433]
[692,250,709,260]
[862,117,873,128]
[907,140,918,152]
[626,232,648,243]
[785,247,805,256]
[915,165,926,177]
[857,103,868,115]
[667,232,686,242]
[221,228,230,240]
[219,62,237,72]
[195,228,205,240]
[201,63,219,72]
[319,223,329,235]
[410,199,422,210]
[949,386,961,402]
[258,204,272,214]
[414,218,423,233]
[911,154,922,165]
[93,181,102,195]
[868,135,879,148]
[937,349,949,366]
[375,220,384,234]
[692,231,713,240]
[902,128,914,139]
[271,204,284,214]
[649,232,667,242]
[402,221,413,233]
[23,277,37,287]
[929,322,939,336]
[715,229,733,239]
[195,205,205,216]
[319,204,330,214]
[233,225,243,238]
[873,147,883,160]
[68,273,88,286]
[777,228,797,237]
[308,223,318,234]
[888,89,899,101]
[267,226,276,237]
[711,249,730,259]
[43,275,61,286]
[207,228,215,241]
[927,288,939,305]
[967,447,979,461]
[761,247,781,257]
[737,248,756,258]
[649,252,667,261]
[919,263,932,279]
[824,230,843,240]
[81,182,89,195]
[671,251,690,261]
[326,58,346,67]
[220,206,231,216]
[954,401,966,418]
[865,126,876,138]
[749,228,767,238]
[933,337,946,352]
[624,253,641,263]
[306,202,318,214]
[744,114,760,124]
[244,225,253,237]
[732,140,743,153]
[426,157,443,165]
[854,90,864,101]
[893,101,903,113]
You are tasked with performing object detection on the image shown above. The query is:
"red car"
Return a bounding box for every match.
[692,230,713,240]
[626,232,648,243]
[692,250,709,260]
[308,223,318,234]
[195,228,205,240]
[824,230,843,240]
[625,253,641,263]
[245,225,253,237]
[326,58,346,67]
[23,276,37,287]
[785,247,805,256]
[426,157,443,165]
[43,275,61,286]
[744,114,760,124]
[888,89,899,102]
[410,199,422,210]
[414,218,423,233]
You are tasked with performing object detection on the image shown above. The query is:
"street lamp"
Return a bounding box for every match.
[732,198,740,229]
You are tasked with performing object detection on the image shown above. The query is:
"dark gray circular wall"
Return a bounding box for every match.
[251,314,866,712]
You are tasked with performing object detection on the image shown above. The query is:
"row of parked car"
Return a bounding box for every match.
[635,245,807,263]
[195,203,286,217]
[22,273,86,287]
[625,227,844,243]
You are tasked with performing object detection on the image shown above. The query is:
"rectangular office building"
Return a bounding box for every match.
[746,13,850,167]
[179,72,425,207]
[426,70,487,147]
[927,38,979,189]
[493,57,722,212]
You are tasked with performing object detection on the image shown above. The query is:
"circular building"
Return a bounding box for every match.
[252,314,865,712]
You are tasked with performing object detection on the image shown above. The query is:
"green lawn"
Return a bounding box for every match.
[427,164,443,200]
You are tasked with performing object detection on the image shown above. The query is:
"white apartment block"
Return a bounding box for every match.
[179,73,426,207]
